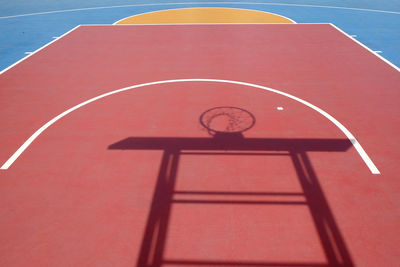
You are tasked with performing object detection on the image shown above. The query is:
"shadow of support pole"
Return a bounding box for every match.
[291,151,354,266]
[109,136,354,266]
[136,149,180,267]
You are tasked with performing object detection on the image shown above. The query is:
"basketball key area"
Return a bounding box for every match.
[0,24,399,266]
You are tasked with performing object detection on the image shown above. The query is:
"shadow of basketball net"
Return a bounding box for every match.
[108,107,354,267]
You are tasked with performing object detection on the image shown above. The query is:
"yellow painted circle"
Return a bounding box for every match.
[115,8,295,25]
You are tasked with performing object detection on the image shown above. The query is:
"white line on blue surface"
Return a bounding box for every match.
[0,2,399,19]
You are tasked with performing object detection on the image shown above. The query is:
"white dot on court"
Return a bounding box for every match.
[277,107,284,110]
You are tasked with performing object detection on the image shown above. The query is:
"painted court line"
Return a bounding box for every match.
[0,79,380,174]
[0,25,80,75]
[0,2,399,19]
[112,7,297,25]
[330,24,400,72]
[3,23,398,75]
[92,23,331,26]
[80,24,400,72]
[78,23,333,28]
[112,22,297,25]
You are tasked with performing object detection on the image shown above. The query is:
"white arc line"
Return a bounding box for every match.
[0,2,399,19]
[0,79,380,174]
[112,7,297,25]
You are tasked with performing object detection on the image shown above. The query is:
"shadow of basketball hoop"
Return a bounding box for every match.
[199,106,256,137]
[108,107,354,267]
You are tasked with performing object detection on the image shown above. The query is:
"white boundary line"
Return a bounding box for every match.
[0,23,379,75]
[112,7,296,25]
[90,23,399,72]
[88,23,325,26]
[330,24,400,72]
[0,79,380,174]
[0,25,80,75]
[78,23,400,72]
[0,2,399,19]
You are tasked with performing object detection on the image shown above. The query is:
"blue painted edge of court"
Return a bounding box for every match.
[0,1,399,72]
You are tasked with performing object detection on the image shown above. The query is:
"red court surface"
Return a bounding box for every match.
[0,24,399,266]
